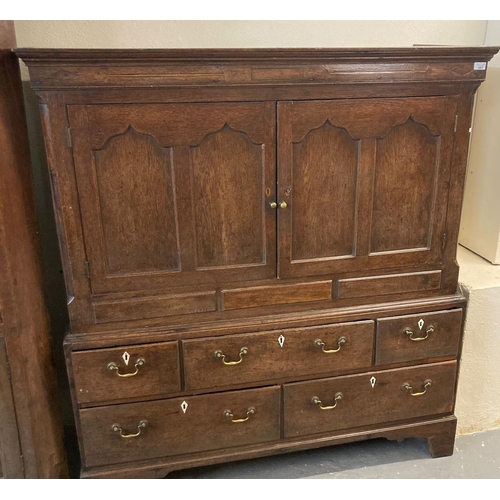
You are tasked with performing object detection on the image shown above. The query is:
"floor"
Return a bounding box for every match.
[167,429,500,479]
[65,427,500,478]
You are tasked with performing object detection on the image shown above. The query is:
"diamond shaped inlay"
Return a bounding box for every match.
[370,376,376,388]
[278,335,285,348]
[122,351,130,366]
[181,401,188,414]
[418,319,425,330]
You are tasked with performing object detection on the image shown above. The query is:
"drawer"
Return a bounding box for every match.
[182,321,374,391]
[284,361,456,438]
[375,309,463,365]
[72,342,181,404]
[80,386,281,467]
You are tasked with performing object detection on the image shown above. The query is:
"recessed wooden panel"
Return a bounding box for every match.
[191,125,264,269]
[284,361,457,438]
[337,271,441,299]
[371,119,439,253]
[93,291,217,323]
[80,386,281,467]
[72,341,181,404]
[222,280,332,311]
[69,102,276,294]
[279,97,457,280]
[376,309,463,366]
[292,121,359,260]
[94,127,179,275]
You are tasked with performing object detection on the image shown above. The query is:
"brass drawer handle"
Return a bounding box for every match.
[214,347,249,366]
[223,407,255,423]
[402,326,435,342]
[402,379,432,396]
[107,357,145,377]
[314,336,346,354]
[111,419,148,439]
[311,392,343,410]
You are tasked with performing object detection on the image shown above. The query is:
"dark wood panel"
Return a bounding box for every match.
[0,35,67,478]
[441,93,476,293]
[94,127,179,275]
[284,361,456,438]
[0,21,15,48]
[41,82,478,105]
[192,125,264,269]
[376,309,463,365]
[337,271,442,299]
[291,121,359,260]
[93,291,217,323]
[371,119,439,253]
[183,321,374,391]
[288,97,453,143]
[279,96,457,280]
[80,386,281,467]
[0,339,23,478]
[85,103,269,150]
[222,281,332,311]
[72,341,181,404]
[69,102,276,294]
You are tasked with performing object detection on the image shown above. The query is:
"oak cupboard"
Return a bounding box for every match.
[18,46,499,478]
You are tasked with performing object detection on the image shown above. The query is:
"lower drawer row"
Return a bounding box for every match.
[80,360,456,468]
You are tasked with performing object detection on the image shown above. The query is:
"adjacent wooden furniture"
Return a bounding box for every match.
[18,46,499,479]
[0,21,67,478]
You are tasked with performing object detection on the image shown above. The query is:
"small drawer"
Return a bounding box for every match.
[284,361,456,438]
[375,309,463,366]
[182,321,374,391]
[72,342,181,404]
[80,386,281,467]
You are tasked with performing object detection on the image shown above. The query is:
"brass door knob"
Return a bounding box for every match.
[279,201,287,209]
[269,202,277,208]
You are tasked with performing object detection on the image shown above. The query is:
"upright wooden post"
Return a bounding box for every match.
[0,20,67,478]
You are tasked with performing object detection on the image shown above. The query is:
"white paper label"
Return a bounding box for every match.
[474,62,487,71]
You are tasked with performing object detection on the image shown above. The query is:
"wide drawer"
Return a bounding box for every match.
[375,309,463,365]
[182,321,374,391]
[80,386,281,467]
[72,342,181,404]
[284,361,456,438]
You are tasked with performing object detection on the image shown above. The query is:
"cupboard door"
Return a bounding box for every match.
[278,97,458,279]
[68,103,276,293]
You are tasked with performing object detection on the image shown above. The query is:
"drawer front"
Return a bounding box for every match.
[375,309,463,365]
[80,386,281,467]
[284,361,456,438]
[72,342,181,404]
[183,321,374,391]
